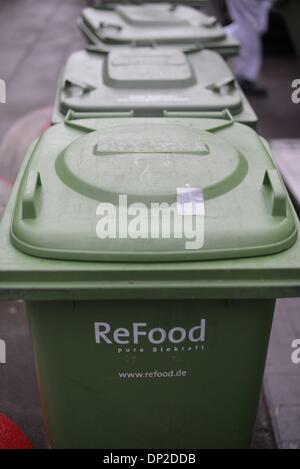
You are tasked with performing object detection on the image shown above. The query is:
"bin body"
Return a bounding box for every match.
[28,298,274,449]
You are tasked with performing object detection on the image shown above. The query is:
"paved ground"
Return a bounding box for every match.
[264,299,300,449]
[0,0,300,449]
[0,0,85,165]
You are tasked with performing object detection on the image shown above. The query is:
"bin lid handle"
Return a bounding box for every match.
[63,78,96,93]
[263,168,287,217]
[64,110,134,132]
[164,109,235,133]
[21,170,42,220]
[202,16,218,28]
[97,21,122,39]
[206,77,236,94]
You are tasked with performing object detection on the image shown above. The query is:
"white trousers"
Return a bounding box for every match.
[225,0,273,81]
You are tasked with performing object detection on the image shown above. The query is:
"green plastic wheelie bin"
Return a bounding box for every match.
[52,46,257,127]
[77,4,240,57]
[0,111,300,448]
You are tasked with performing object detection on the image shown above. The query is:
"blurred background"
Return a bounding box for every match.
[0,0,299,449]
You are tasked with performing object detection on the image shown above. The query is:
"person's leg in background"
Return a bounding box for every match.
[225,0,273,96]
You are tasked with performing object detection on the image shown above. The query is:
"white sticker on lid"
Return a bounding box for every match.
[177,186,205,216]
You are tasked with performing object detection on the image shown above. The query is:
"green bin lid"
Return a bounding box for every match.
[77,18,239,57]
[90,1,208,7]
[80,5,227,46]
[116,4,190,26]
[10,113,297,262]
[54,48,254,123]
[54,48,256,122]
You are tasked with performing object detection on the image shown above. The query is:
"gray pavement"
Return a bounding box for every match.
[0,300,46,448]
[0,0,300,449]
[0,0,85,177]
[264,299,300,449]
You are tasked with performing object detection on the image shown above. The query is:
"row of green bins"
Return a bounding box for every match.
[275,0,300,58]
[1,111,300,448]
[52,46,257,127]
[77,4,240,57]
